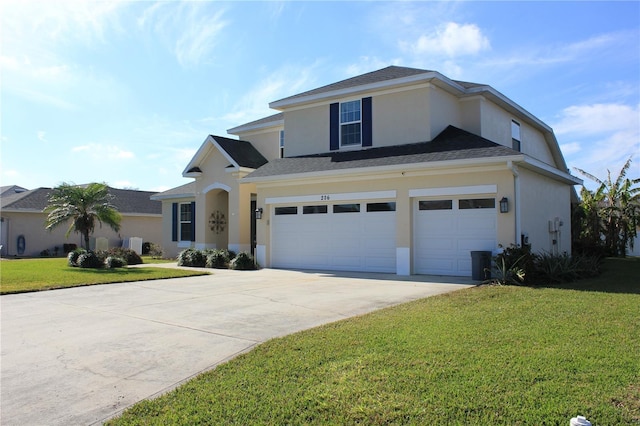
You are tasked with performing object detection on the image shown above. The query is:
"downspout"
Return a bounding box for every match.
[508,161,521,247]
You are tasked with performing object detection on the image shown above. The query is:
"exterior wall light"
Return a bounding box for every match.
[255,207,263,220]
[499,197,509,213]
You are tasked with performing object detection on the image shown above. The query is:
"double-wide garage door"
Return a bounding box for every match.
[271,201,396,273]
[414,197,497,276]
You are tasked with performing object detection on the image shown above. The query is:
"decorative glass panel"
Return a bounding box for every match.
[419,200,453,210]
[333,204,360,213]
[303,205,328,214]
[275,206,298,215]
[366,202,396,212]
[459,198,495,209]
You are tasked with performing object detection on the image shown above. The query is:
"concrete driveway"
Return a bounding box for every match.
[1,267,474,425]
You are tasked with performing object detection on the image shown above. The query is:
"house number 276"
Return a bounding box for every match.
[320,195,330,200]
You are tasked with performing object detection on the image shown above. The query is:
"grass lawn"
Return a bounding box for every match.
[0,257,208,294]
[107,258,640,425]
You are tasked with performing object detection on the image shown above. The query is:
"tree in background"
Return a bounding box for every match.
[44,182,122,250]
[574,157,639,257]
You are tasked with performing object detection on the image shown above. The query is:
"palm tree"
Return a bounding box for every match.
[44,182,122,250]
[575,157,640,257]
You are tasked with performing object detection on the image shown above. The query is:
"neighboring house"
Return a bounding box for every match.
[0,185,162,257]
[153,66,582,276]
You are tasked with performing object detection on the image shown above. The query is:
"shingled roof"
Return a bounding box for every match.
[272,66,433,104]
[244,126,521,180]
[211,135,269,169]
[1,186,161,215]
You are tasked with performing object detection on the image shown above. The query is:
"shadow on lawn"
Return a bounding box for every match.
[529,257,640,295]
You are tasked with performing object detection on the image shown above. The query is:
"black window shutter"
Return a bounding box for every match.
[171,203,178,241]
[190,201,196,242]
[362,97,372,147]
[329,102,339,150]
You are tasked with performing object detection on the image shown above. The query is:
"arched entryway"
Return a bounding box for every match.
[203,183,230,250]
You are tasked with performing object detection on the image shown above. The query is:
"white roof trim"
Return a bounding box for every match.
[269,71,467,110]
[150,191,195,201]
[228,117,284,135]
[182,136,240,177]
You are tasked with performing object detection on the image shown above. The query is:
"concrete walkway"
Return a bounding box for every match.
[1,267,474,425]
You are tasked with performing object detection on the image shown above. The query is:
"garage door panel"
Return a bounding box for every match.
[414,198,496,276]
[272,206,396,273]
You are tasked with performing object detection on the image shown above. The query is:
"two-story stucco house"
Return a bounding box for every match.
[152,66,582,276]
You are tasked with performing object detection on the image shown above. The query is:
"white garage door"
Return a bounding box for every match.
[271,202,396,273]
[414,197,496,276]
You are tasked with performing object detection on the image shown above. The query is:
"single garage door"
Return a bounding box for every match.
[414,197,496,276]
[271,201,396,273]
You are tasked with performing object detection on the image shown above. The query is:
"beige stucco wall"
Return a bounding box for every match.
[1,211,161,257]
[282,104,329,157]
[373,87,431,147]
[429,85,462,139]
[518,167,572,254]
[236,127,282,161]
[253,163,518,272]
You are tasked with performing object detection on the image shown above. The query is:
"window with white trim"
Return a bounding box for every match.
[511,120,521,152]
[279,130,285,158]
[340,100,361,146]
[179,203,193,241]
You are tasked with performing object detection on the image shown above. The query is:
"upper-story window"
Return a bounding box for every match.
[279,130,285,158]
[340,100,361,146]
[511,120,521,152]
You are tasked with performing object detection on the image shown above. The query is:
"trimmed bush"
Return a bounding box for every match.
[230,251,257,270]
[68,248,87,267]
[177,248,207,267]
[98,248,143,265]
[105,256,127,269]
[206,249,230,269]
[77,251,103,269]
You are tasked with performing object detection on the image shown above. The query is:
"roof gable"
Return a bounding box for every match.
[183,135,268,177]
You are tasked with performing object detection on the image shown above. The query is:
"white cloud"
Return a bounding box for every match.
[401,22,490,57]
[221,64,319,125]
[37,131,47,142]
[554,103,640,187]
[554,103,640,136]
[138,2,229,68]
[559,142,581,156]
[71,143,135,160]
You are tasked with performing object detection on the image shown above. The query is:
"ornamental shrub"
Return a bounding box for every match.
[229,251,257,270]
[177,248,207,267]
[77,251,103,269]
[206,249,230,269]
[68,248,87,267]
[98,247,143,265]
[105,256,127,269]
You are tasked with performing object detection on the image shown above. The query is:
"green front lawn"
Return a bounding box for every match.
[108,258,640,425]
[0,257,208,294]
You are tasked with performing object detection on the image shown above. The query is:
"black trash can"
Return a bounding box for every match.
[470,251,492,280]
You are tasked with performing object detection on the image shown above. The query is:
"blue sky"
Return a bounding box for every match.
[2,1,639,192]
